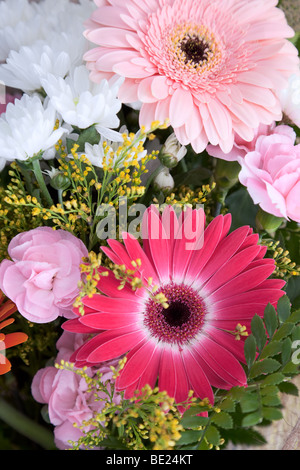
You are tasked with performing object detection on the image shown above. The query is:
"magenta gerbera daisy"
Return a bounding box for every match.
[64,206,285,405]
[83,0,299,154]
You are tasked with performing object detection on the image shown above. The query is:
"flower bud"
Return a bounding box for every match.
[214,159,241,191]
[48,170,71,191]
[256,208,285,234]
[159,133,187,168]
[153,167,174,194]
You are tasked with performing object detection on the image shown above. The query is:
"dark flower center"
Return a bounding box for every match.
[180,35,211,64]
[144,282,206,346]
[163,301,191,327]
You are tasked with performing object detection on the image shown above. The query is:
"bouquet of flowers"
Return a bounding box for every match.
[0,0,300,452]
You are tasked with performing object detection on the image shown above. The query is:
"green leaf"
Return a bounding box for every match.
[281,337,292,365]
[278,381,299,396]
[205,425,220,446]
[244,335,257,369]
[286,277,300,309]
[289,309,300,325]
[240,393,260,413]
[262,407,283,421]
[227,386,247,401]
[260,340,282,360]
[281,361,300,375]
[226,188,258,231]
[181,415,209,429]
[74,126,100,152]
[211,412,233,429]
[277,295,291,323]
[249,358,281,379]
[263,303,278,339]
[182,404,211,417]
[242,411,263,427]
[219,397,236,413]
[272,322,294,342]
[261,385,280,396]
[176,430,202,446]
[173,165,212,187]
[251,314,267,352]
[261,395,281,407]
[261,372,285,386]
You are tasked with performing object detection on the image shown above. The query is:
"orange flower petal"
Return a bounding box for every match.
[0,300,17,322]
[0,353,11,375]
[0,318,15,330]
[2,332,28,350]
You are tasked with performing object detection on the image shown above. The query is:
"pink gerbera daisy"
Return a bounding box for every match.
[64,206,285,405]
[83,0,299,154]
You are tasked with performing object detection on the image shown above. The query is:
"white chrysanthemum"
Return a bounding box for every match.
[280,73,300,127]
[0,0,35,29]
[0,0,48,62]
[0,31,89,93]
[0,94,68,162]
[0,0,96,63]
[42,65,123,141]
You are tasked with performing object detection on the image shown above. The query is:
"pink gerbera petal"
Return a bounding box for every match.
[84,0,299,152]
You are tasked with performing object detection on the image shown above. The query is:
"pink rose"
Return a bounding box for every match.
[0,227,88,323]
[238,126,300,223]
[207,123,294,162]
[31,331,121,450]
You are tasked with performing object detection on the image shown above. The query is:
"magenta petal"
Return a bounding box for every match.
[158,348,176,399]
[96,266,145,299]
[82,295,143,313]
[142,206,170,282]
[87,328,146,363]
[117,340,157,389]
[172,349,190,404]
[138,347,162,390]
[107,239,134,269]
[172,208,205,281]
[123,232,159,284]
[212,303,269,320]
[62,318,98,334]
[199,225,251,285]
[73,325,140,362]
[213,283,285,309]
[182,349,214,404]
[123,380,140,399]
[205,326,246,364]
[79,312,138,329]
[203,245,261,295]
[194,337,247,387]
[208,263,276,302]
[186,215,225,284]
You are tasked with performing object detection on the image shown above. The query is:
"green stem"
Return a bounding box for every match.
[32,158,54,207]
[19,167,34,195]
[0,398,56,449]
[57,189,64,207]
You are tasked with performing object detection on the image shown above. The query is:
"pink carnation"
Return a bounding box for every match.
[31,331,121,450]
[0,227,88,323]
[84,0,299,154]
[238,126,300,222]
[206,123,295,162]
